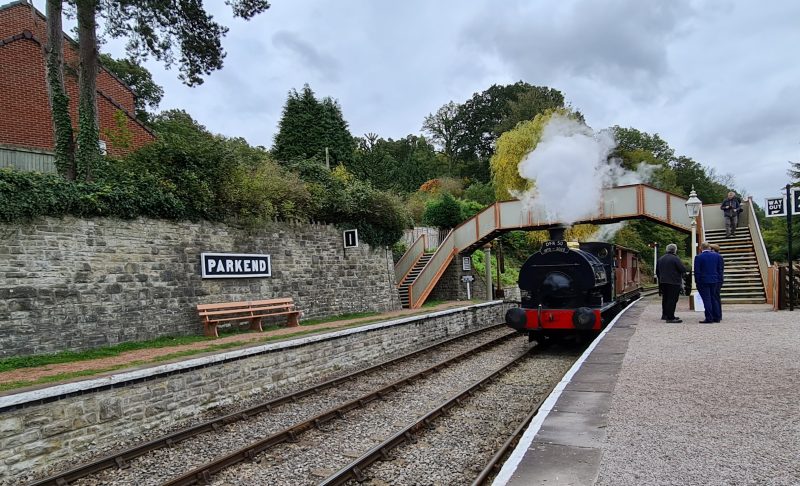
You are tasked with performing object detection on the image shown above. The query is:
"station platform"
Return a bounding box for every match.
[494,296,799,486]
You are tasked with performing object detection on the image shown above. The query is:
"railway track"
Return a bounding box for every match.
[318,346,575,486]
[33,296,652,486]
[29,323,514,486]
[321,294,649,485]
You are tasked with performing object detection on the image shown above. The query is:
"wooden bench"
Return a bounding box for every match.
[196,297,301,338]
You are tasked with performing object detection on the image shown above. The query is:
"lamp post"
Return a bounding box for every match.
[685,187,703,305]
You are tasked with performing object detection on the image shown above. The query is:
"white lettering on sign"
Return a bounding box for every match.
[200,253,272,279]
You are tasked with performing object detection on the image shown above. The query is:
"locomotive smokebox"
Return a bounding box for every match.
[548,225,568,241]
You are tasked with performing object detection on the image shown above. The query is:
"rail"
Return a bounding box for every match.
[29,325,505,486]
[163,330,519,486]
[394,233,426,285]
[320,347,533,486]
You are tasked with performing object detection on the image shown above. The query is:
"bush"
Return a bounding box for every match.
[123,110,238,221]
[463,181,496,205]
[226,159,313,225]
[0,169,185,222]
[422,193,463,229]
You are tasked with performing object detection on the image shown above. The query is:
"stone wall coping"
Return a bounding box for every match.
[0,301,504,411]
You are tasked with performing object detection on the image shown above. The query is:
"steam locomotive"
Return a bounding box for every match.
[505,228,641,342]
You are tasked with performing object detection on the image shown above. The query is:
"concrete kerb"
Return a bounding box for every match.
[491,297,641,486]
[0,300,505,411]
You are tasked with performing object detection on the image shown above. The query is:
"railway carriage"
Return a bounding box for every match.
[505,233,641,342]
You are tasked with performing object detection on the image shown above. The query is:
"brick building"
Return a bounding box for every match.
[0,0,154,167]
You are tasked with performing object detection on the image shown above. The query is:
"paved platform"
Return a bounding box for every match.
[494,296,800,486]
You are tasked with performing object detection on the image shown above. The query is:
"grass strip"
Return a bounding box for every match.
[0,328,262,373]
[300,311,379,326]
[0,302,471,390]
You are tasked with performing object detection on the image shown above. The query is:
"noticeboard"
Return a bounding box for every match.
[793,188,800,214]
[462,257,472,271]
[343,229,359,248]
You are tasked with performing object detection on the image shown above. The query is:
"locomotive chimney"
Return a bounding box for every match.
[548,225,567,241]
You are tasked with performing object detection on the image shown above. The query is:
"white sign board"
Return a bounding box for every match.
[343,229,359,248]
[201,253,271,278]
[765,197,786,217]
[462,257,472,271]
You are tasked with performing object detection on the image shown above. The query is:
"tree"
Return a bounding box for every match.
[670,156,729,203]
[424,83,567,183]
[490,108,574,200]
[610,126,674,165]
[43,0,76,180]
[44,0,271,181]
[789,159,800,181]
[99,54,164,123]
[272,85,355,165]
[350,134,440,193]
[421,101,461,173]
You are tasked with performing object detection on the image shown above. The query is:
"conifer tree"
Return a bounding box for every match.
[272,85,355,165]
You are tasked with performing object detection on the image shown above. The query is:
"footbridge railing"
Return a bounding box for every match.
[394,233,426,285]
[746,197,771,288]
[403,184,693,308]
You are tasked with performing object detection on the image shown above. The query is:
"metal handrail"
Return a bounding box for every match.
[407,230,455,308]
[394,234,426,285]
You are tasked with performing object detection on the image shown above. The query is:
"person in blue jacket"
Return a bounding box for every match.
[694,242,724,323]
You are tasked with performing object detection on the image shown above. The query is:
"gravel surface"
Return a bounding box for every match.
[67,325,513,486]
[357,350,577,486]
[595,301,800,486]
[208,335,531,485]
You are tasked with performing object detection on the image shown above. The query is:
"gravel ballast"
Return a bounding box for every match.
[595,300,800,486]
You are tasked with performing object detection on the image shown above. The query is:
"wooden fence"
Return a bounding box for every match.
[768,262,800,310]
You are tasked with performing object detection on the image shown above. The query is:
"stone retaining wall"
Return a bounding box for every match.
[0,217,401,357]
[0,302,509,484]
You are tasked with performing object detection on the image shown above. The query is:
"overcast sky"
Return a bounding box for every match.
[39,0,800,204]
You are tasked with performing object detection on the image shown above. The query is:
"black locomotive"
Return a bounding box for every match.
[505,229,641,342]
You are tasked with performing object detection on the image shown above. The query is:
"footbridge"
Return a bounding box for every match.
[395,184,694,308]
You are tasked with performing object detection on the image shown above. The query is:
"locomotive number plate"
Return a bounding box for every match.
[540,240,569,254]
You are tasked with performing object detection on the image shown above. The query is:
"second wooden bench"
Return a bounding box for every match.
[196,297,301,338]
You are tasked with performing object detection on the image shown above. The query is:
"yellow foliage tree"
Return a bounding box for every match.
[490,108,597,245]
[490,107,574,200]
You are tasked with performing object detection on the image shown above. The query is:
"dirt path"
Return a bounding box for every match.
[0,301,474,389]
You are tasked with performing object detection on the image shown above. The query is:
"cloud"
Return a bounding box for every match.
[461,0,695,98]
[694,84,800,146]
[272,30,341,82]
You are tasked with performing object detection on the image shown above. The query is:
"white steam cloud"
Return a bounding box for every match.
[514,114,655,235]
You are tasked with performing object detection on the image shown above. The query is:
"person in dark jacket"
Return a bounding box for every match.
[656,243,687,323]
[720,191,742,238]
[694,242,724,323]
[710,244,724,321]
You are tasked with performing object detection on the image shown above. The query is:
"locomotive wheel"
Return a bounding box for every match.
[528,332,550,347]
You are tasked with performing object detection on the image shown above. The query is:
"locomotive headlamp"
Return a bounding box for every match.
[572,307,596,329]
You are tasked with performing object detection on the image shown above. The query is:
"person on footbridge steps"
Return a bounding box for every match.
[720,191,743,238]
